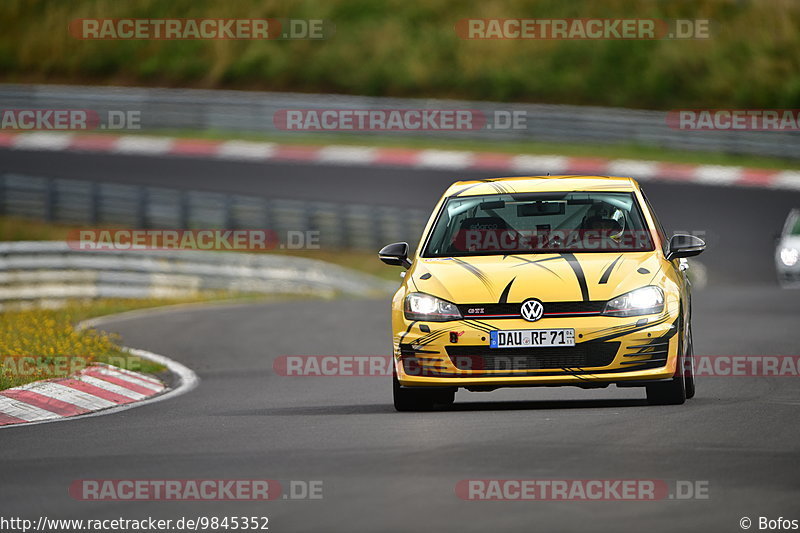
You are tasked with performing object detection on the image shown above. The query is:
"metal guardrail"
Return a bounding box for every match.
[0,241,396,304]
[1,84,797,159]
[0,173,428,252]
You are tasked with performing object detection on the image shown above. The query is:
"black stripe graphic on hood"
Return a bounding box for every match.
[498,277,516,304]
[398,321,418,344]
[414,330,448,346]
[510,255,564,279]
[489,179,515,194]
[561,253,590,301]
[452,258,494,292]
[489,182,507,195]
[589,314,673,343]
[464,320,494,334]
[599,255,622,285]
[452,182,487,197]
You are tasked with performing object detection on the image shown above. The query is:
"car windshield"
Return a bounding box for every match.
[422,191,655,257]
[787,211,800,236]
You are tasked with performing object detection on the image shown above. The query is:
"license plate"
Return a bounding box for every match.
[490,329,575,348]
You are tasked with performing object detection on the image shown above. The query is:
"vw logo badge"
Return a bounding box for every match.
[520,299,544,322]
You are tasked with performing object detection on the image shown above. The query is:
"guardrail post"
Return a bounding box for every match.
[374,206,385,250]
[44,178,56,223]
[89,182,100,225]
[179,190,189,229]
[338,204,350,250]
[225,194,236,229]
[137,186,148,228]
[263,198,273,235]
[0,174,5,216]
[303,202,313,235]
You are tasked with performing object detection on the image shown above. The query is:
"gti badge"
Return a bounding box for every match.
[520,299,544,322]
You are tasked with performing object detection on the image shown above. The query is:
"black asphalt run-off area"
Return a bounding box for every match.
[1,148,799,532]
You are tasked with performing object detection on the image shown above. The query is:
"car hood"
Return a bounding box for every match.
[410,252,664,304]
[779,236,800,249]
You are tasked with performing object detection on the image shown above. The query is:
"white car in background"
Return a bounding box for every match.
[776,209,800,287]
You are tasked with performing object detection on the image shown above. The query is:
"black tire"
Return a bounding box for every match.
[647,312,693,405]
[646,373,686,405]
[646,335,687,405]
[433,388,456,406]
[684,326,696,399]
[393,373,454,412]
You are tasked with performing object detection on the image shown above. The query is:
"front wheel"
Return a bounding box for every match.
[646,329,689,405]
[684,326,696,399]
[393,373,455,412]
[646,374,686,405]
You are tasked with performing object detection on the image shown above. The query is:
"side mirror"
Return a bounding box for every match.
[378,242,412,269]
[666,234,706,261]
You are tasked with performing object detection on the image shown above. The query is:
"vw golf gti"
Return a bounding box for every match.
[379,176,705,411]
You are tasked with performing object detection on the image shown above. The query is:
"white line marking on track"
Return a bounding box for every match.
[316,145,377,165]
[773,171,800,190]
[216,140,276,160]
[693,165,743,185]
[606,159,659,180]
[12,132,74,151]
[416,150,474,169]
[510,155,568,174]
[113,135,174,155]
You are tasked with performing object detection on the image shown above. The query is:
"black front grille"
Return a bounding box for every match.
[546,301,606,314]
[458,301,606,319]
[780,271,800,282]
[445,342,620,371]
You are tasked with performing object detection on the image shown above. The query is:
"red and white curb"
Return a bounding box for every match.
[2,131,799,191]
[0,348,198,429]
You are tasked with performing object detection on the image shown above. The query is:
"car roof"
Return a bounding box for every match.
[445,176,639,197]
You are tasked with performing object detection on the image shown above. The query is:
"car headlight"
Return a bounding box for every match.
[404,292,462,321]
[603,286,664,317]
[780,247,799,267]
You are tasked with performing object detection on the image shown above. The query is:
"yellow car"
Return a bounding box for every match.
[379,176,705,411]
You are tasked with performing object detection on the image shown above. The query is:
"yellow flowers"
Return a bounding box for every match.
[0,307,112,389]
[0,299,179,390]
[1,308,117,354]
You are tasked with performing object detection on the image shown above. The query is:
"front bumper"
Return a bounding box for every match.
[777,264,800,286]
[394,312,680,388]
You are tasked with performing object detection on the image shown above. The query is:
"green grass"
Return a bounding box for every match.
[1,0,798,110]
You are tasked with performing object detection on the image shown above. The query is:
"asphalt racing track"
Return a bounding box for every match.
[1,147,799,532]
